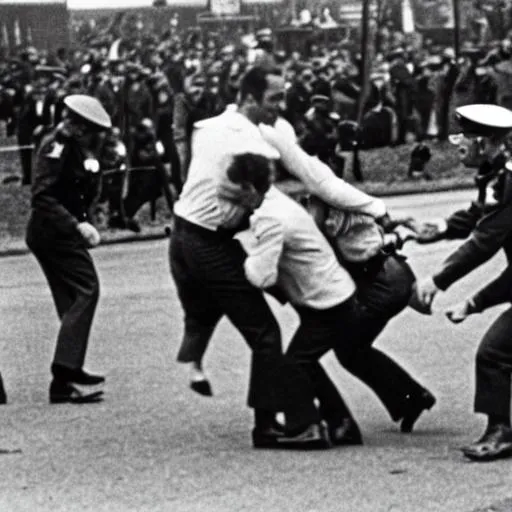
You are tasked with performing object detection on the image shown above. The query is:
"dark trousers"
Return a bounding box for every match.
[286,299,356,427]
[17,133,33,185]
[475,306,512,417]
[170,217,318,427]
[124,169,162,219]
[26,216,100,371]
[337,255,426,421]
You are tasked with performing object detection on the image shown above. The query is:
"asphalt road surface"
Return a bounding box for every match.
[1,189,511,512]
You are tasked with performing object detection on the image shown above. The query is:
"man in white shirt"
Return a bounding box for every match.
[233,170,363,446]
[231,153,435,444]
[171,67,328,449]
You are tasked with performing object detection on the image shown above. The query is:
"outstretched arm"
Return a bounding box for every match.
[259,123,386,218]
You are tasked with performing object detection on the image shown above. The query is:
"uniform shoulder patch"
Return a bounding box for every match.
[46,142,64,159]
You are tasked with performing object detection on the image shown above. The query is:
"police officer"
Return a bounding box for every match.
[26,94,112,404]
[414,104,512,461]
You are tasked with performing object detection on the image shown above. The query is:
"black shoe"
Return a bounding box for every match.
[108,214,127,230]
[49,380,104,404]
[252,423,330,450]
[461,424,512,462]
[400,389,436,433]
[51,365,105,386]
[328,418,363,446]
[190,379,213,397]
[125,218,141,233]
[0,373,6,405]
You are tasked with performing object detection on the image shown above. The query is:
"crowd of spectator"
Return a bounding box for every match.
[3,8,512,225]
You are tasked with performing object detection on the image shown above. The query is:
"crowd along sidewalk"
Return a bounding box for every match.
[0,176,475,258]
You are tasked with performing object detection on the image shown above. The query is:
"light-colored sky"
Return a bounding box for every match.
[68,0,153,8]
[0,0,205,9]
[67,0,208,8]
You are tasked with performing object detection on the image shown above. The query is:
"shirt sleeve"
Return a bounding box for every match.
[243,208,284,289]
[259,123,386,217]
[433,201,512,290]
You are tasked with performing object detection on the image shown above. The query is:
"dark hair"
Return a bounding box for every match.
[239,66,282,103]
[226,153,272,194]
[239,66,269,103]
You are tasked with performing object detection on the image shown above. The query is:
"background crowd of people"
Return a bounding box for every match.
[2,4,512,227]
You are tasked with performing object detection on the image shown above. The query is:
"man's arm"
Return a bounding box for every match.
[471,265,512,312]
[259,123,386,217]
[239,207,285,289]
[433,200,512,290]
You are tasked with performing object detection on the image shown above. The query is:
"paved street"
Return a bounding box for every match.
[1,189,511,512]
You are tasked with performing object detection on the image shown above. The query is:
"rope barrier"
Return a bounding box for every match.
[0,144,35,152]
[102,165,158,176]
[0,143,159,175]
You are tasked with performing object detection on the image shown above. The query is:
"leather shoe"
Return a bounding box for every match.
[51,365,105,386]
[252,423,330,450]
[49,380,104,404]
[190,379,213,397]
[400,389,436,433]
[461,424,512,462]
[125,218,141,233]
[329,417,363,446]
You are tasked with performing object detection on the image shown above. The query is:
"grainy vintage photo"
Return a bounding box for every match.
[1,0,512,510]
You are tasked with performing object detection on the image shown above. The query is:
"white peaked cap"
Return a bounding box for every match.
[64,94,112,129]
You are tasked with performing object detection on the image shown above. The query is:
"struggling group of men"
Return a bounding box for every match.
[12,62,512,463]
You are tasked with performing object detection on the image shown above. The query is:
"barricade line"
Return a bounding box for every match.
[0,144,35,152]
[0,143,157,174]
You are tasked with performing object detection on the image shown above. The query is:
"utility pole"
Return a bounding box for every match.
[452,0,460,58]
[357,0,371,125]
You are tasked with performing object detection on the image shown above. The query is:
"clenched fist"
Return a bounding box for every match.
[77,222,101,247]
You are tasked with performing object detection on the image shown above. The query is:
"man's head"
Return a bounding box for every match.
[226,152,273,210]
[450,104,512,168]
[297,65,316,93]
[63,94,112,147]
[184,71,206,104]
[238,66,286,125]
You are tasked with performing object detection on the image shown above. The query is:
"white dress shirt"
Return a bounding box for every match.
[174,109,279,230]
[175,106,386,231]
[259,119,387,218]
[236,187,356,309]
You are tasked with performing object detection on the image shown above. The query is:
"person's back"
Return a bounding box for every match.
[240,186,355,309]
[174,108,279,230]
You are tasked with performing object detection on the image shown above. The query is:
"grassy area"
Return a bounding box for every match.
[0,136,472,249]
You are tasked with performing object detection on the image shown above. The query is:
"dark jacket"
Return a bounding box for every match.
[29,126,102,237]
[433,196,512,291]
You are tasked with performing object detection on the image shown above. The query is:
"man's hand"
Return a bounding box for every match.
[218,181,263,211]
[394,224,418,243]
[446,299,477,324]
[77,222,101,247]
[416,218,449,244]
[414,276,440,310]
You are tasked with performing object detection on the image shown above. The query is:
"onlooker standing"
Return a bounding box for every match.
[172,71,221,184]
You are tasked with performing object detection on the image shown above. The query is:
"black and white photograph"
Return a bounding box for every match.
[1,0,512,510]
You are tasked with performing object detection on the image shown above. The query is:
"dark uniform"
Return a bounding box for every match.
[25,94,111,404]
[415,104,512,461]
